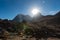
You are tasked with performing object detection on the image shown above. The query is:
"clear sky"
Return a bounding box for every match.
[0,0,60,20]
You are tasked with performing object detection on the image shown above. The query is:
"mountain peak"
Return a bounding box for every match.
[13,14,32,22]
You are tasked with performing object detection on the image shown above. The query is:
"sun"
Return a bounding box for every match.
[32,8,39,15]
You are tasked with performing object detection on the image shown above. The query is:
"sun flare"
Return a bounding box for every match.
[32,8,39,15]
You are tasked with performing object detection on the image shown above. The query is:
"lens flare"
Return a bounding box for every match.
[32,8,39,15]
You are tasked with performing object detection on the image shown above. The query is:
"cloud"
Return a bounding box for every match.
[49,10,60,15]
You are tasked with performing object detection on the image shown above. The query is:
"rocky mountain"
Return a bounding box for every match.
[13,11,60,24]
[32,13,43,22]
[13,13,44,22]
[32,11,60,23]
[13,14,32,22]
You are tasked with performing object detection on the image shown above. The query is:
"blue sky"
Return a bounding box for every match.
[0,0,60,20]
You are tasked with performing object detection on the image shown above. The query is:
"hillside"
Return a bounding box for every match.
[0,11,60,40]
